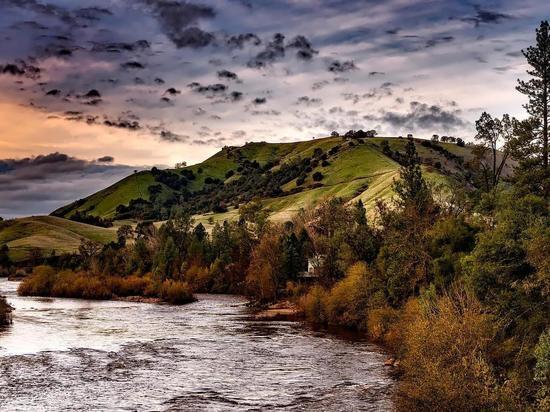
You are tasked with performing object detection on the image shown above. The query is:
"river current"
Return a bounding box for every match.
[0,279,393,411]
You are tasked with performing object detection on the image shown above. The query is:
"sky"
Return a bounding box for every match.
[0,0,549,218]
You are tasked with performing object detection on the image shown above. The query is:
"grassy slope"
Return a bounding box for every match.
[0,216,117,262]
[51,136,482,226]
[53,171,156,219]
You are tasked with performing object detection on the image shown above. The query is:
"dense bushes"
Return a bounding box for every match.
[69,211,113,227]
[396,287,501,411]
[17,266,195,304]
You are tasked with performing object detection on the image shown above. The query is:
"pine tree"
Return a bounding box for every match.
[393,140,431,210]
[517,20,550,169]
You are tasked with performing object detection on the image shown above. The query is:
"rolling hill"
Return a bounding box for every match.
[52,135,493,222]
[3,135,508,262]
[0,216,117,262]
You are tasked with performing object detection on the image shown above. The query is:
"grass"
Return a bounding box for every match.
[54,171,156,219]
[0,216,116,262]
[44,135,480,228]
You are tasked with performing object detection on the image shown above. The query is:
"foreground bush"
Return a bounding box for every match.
[18,266,195,305]
[396,286,502,411]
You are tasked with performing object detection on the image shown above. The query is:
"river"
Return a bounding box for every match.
[0,279,393,411]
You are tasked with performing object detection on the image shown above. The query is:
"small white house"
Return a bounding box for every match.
[299,254,325,279]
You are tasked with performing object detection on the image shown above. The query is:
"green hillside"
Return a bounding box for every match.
[51,136,489,223]
[0,216,117,262]
[3,136,505,261]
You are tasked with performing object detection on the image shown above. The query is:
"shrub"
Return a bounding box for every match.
[17,265,56,296]
[50,270,111,299]
[324,262,375,329]
[159,280,195,304]
[108,275,154,297]
[0,296,12,325]
[185,264,211,291]
[300,285,327,324]
[312,172,324,182]
[367,306,400,344]
[396,286,500,411]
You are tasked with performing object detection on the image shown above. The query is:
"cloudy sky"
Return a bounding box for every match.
[0,0,549,217]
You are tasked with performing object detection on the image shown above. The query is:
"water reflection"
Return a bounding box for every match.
[0,279,393,411]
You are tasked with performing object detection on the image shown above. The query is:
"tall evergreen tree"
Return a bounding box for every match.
[393,140,431,210]
[517,20,550,169]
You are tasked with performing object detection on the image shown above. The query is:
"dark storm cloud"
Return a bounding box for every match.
[0,61,41,79]
[327,60,357,73]
[226,33,261,48]
[252,97,266,105]
[248,33,285,68]
[0,152,135,218]
[97,155,114,162]
[461,5,511,26]
[159,129,188,142]
[121,61,145,70]
[0,152,108,180]
[90,40,150,53]
[217,69,238,81]
[75,7,112,21]
[247,33,317,68]
[188,82,228,96]
[164,87,181,95]
[380,101,467,131]
[143,0,216,48]
[45,88,61,96]
[229,91,243,101]
[286,35,318,60]
[0,0,74,24]
[102,117,141,130]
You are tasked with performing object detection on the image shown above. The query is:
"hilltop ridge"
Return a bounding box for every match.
[52,135,493,222]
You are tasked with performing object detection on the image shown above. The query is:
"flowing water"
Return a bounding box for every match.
[0,279,393,411]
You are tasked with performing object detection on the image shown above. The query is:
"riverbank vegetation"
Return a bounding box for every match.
[0,296,12,326]
[18,266,194,304]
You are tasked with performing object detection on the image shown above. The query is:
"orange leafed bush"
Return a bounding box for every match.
[396,286,501,411]
[107,275,154,297]
[18,266,195,304]
[159,280,195,304]
[17,265,56,296]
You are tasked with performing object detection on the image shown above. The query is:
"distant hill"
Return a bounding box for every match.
[52,136,498,223]
[0,216,117,262]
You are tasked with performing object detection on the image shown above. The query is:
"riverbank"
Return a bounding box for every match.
[252,300,303,321]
